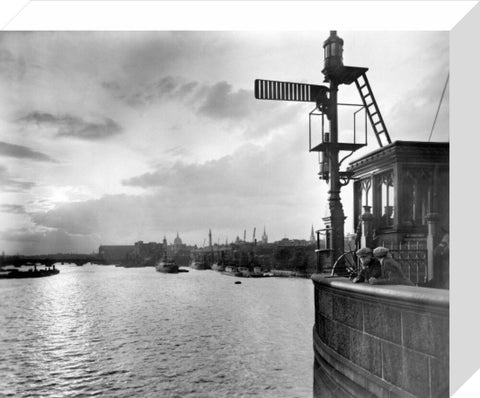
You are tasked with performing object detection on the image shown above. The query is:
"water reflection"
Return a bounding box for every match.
[1,265,314,397]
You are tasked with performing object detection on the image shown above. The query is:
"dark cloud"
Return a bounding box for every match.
[103,76,297,137]
[164,145,190,157]
[197,81,252,120]
[177,81,200,98]
[18,111,123,140]
[1,227,100,255]
[0,165,35,192]
[107,78,255,120]
[0,204,26,214]
[0,141,57,162]
[102,76,199,108]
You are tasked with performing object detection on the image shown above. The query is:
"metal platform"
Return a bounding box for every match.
[310,142,367,152]
[322,65,369,85]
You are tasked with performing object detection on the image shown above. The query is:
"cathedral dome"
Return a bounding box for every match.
[174,233,182,245]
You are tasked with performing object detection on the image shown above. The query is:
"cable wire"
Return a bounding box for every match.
[428,73,449,142]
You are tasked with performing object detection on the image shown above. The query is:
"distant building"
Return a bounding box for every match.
[133,241,163,258]
[98,245,134,264]
[99,234,194,267]
[272,238,317,274]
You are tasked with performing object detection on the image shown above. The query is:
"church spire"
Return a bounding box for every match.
[261,226,268,244]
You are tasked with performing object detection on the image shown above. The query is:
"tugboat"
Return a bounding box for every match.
[155,256,179,273]
[190,256,211,270]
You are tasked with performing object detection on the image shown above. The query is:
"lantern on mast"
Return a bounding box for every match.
[323,30,344,74]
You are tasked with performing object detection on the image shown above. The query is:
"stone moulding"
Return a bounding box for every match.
[312,275,449,398]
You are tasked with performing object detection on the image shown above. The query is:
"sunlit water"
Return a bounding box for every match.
[0,265,314,397]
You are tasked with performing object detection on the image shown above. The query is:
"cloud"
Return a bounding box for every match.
[1,227,42,243]
[387,71,449,141]
[26,136,318,246]
[367,34,449,143]
[0,141,57,162]
[163,145,190,158]
[194,81,306,137]
[1,227,100,255]
[0,204,26,214]
[122,141,311,202]
[18,111,123,140]
[0,48,27,81]
[103,76,262,120]
[0,165,35,192]
[31,203,101,235]
[102,76,200,108]
[27,195,158,246]
[103,75,300,138]
[197,81,252,120]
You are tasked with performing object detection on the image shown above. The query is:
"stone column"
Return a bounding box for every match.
[360,206,374,249]
[426,212,440,281]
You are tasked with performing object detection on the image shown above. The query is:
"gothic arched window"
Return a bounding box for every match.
[377,170,394,227]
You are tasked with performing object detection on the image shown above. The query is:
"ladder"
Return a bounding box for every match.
[354,73,392,147]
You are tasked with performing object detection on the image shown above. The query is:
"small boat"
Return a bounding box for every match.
[211,262,225,272]
[250,266,267,278]
[237,267,251,277]
[190,260,211,270]
[222,265,240,276]
[155,259,179,273]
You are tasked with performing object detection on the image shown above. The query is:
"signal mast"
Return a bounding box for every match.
[255,31,391,273]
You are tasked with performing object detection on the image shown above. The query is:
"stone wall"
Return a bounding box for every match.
[312,275,449,398]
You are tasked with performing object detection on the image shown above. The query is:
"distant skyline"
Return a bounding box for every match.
[0,31,449,254]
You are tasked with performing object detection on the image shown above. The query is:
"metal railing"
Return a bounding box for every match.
[381,241,428,285]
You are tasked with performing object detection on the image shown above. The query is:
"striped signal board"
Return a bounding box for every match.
[254,79,328,102]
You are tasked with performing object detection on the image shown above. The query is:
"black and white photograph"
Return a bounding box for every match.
[0,2,477,397]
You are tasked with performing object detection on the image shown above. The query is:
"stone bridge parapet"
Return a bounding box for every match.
[312,275,449,398]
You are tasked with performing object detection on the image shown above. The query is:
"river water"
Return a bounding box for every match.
[0,265,314,397]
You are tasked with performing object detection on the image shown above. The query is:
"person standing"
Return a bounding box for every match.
[371,247,414,286]
[433,232,449,289]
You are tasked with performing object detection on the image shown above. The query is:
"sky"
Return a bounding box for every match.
[0,30,449,254]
